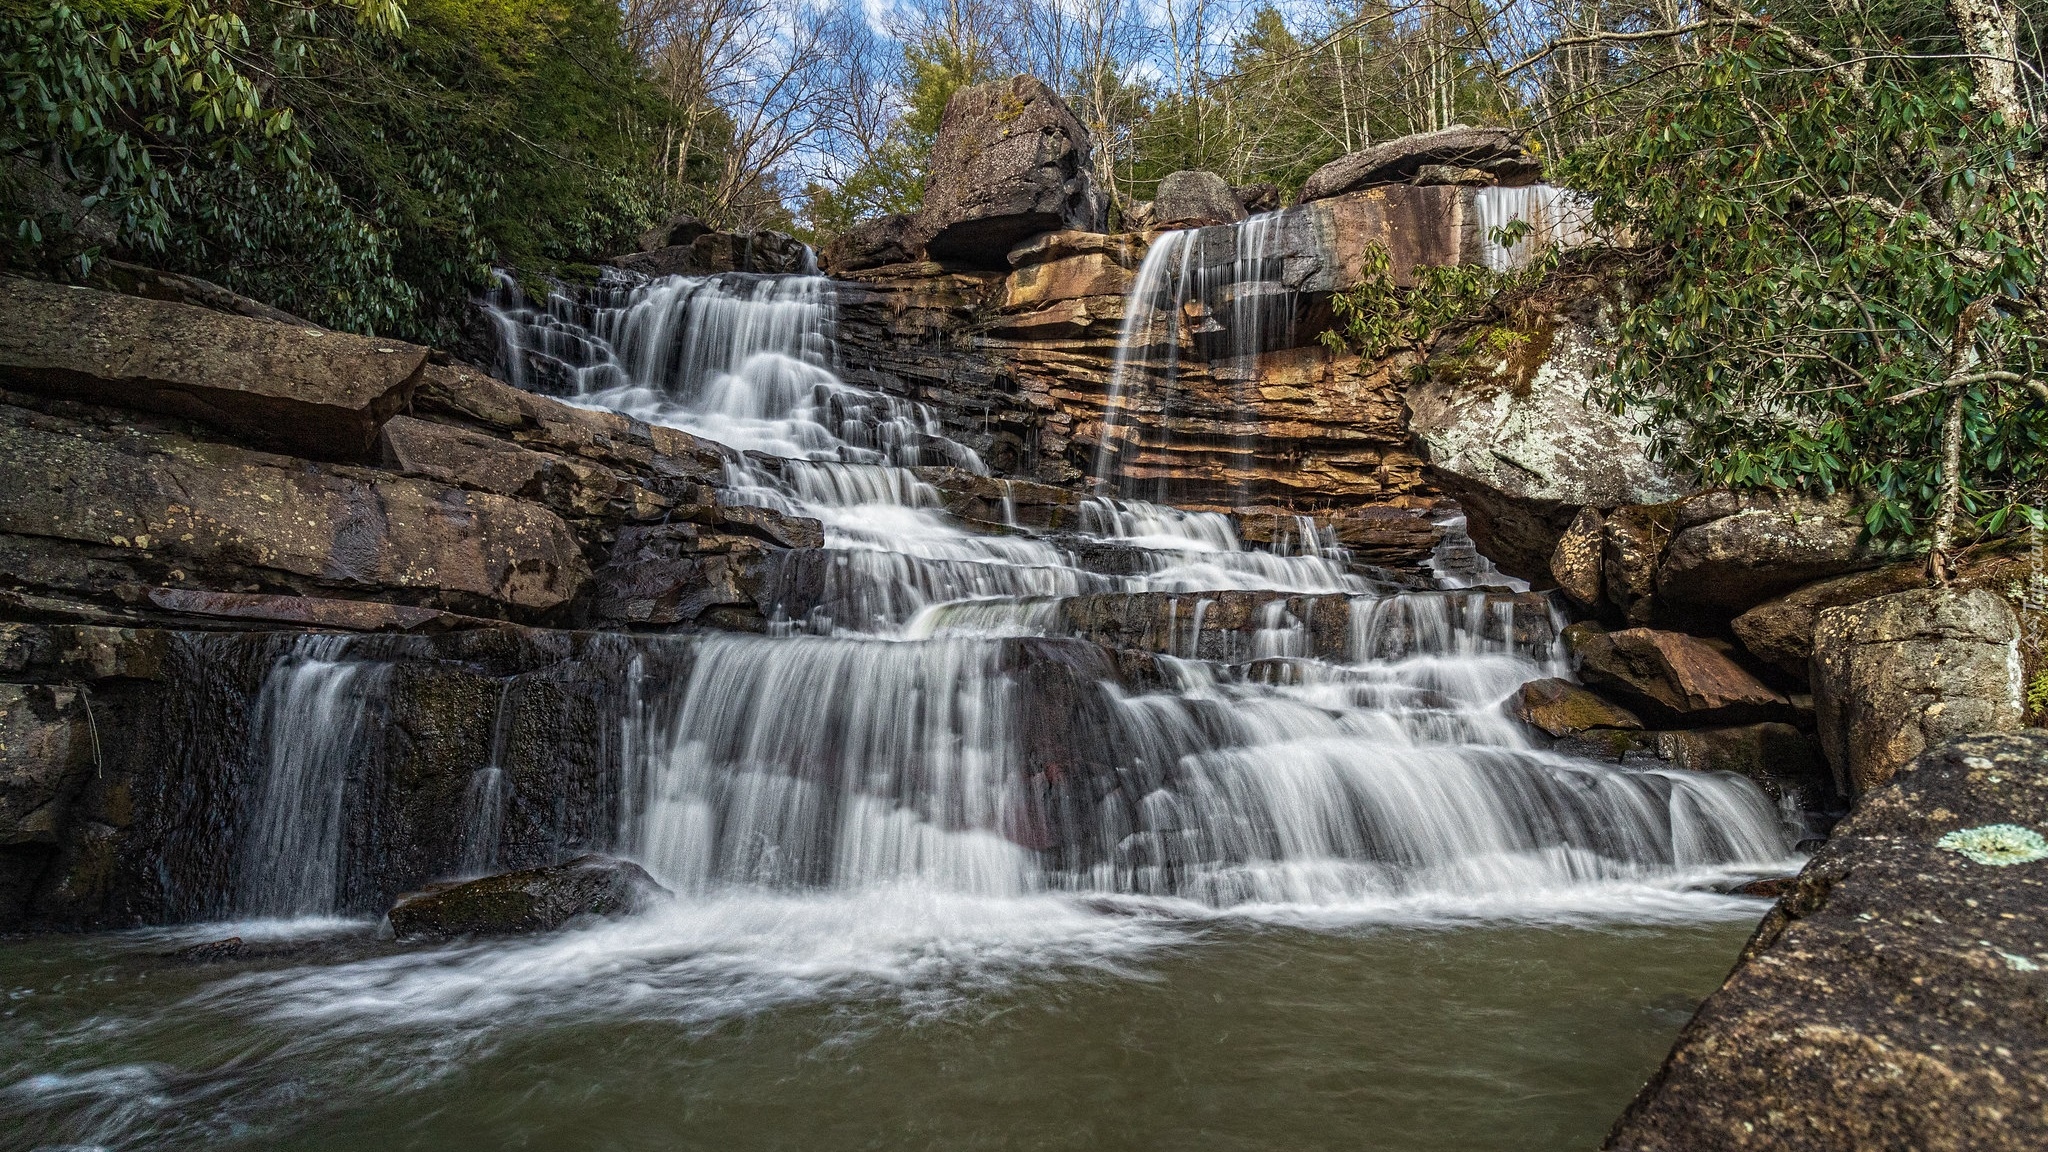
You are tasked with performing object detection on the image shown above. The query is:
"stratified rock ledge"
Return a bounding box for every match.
[1605,730,2048,1151]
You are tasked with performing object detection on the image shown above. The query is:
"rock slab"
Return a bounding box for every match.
[1606,731,2048,1151]
[0,275,424,460]
[1812,587,2022,795]
[1570,625,1787,722]
[386,854,671,939]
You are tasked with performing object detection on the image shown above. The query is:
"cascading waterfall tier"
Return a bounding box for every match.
[1095,214,1300,502]
[222,265,1802,923]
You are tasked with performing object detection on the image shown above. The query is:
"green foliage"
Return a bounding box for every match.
[1319,229,1557,368]
[1555,28,2048,546]
[4,0,679,341]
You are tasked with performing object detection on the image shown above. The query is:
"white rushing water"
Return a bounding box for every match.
[196,258,1799,1039]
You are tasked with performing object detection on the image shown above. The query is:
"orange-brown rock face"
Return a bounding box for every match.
[834,232,1437,521]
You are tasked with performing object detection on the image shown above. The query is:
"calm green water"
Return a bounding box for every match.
[0,896,1759,1152]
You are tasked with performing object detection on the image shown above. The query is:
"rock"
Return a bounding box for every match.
[1732,562,1928,678]
[637,213,710,253]
[0,276,425,460]
[1,402,591,616]
[379,414,638,520]
[913,76,1100,266]
[1232,183,1279,214]
[84,259,306,325]
[1735,876,1796,898]
[1569,624,1788,722]
[1811,587,2022,796]
[1550,507,1607,607]
[141,589,495,632]
[1648,722,1833,807]
[1412,164,1493,185]
[0,624,697,928]
[0,684,93,849]
[820,214,921,273]
[610,229,810,278]
[1602,504,1673,625]
[1510,677,1642,736]
[1410,306,1689,582]
[1656,491,1904,617]
[1001,250,1132,309]
[411,361,728,486]
[1605,731,2048,1152]
[1151,170,1246,228]
[1299,126,1530,203]
[386,855,671,939]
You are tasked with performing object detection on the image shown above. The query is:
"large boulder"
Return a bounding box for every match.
[386,855,671,939]
[1655,490,1902,617]
[913,76,1100,266]
[1732,562,1928,678]
[1151,170,1245,228]
[820,214,922,273]
[1605,731,2048,1152]
[1298,126,1535,203]
[1812,587,2023,796]
[0,276,424,460]
[1410,305,1690,582]
[1568,624,1788,723]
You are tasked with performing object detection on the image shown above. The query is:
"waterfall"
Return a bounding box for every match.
[314,265,1811,920]
[236,635,385,918]
[1094,214,1300,502]
[1472,185,1595,271]
[457,682,516,877]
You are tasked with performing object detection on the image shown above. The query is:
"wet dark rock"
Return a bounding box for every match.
[1735,876,1795,899]
[1645,722,1834,809]
[1151,170,1245,228]
[169,935,247,962]
[386,854,671,939]
[1567,624,1788,724]
[0,625,691,929]
[0,276,424,460]
[1510,677,1641,736]
[820,214,922,273]
[913,76,1100,266]
[1606,731,2048,1152]
[1298,126,1531,203]
[1812,587,2023,797]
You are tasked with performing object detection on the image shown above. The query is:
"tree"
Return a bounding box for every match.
[1548,0,2048,578]
[4,0,678,340]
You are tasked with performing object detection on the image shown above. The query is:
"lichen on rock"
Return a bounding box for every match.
[1936,823,2048,866]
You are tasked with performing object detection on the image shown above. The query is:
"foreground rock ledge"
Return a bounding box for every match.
[1605,730,2048,1151]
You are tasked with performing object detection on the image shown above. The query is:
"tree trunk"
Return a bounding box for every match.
[1947,0,2026,123]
